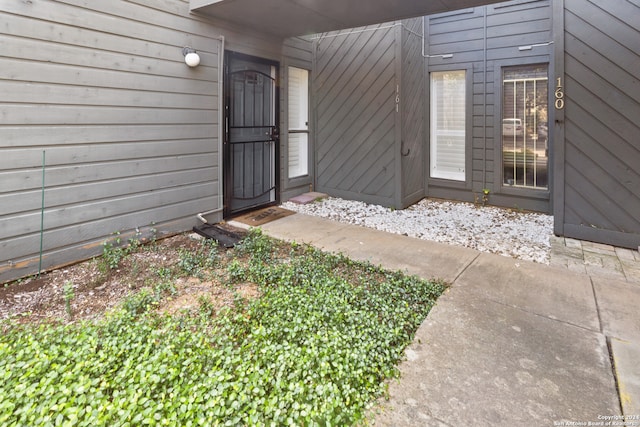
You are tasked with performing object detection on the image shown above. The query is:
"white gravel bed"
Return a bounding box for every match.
[281,197,554,264]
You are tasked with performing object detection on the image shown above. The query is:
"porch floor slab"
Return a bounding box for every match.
[257,213,637,426]
[374,288,618,426]
[550,235,640,284]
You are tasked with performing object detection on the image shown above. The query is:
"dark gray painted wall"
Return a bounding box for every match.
[311,0,639,249]
[425,0,553,212]
[313,23,399,207]
[312,20,428,209]
[312,0,553,212]
[557,0,640,248]
[400,18,426,207]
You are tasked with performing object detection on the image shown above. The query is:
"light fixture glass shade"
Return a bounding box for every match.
[185,52,200,67]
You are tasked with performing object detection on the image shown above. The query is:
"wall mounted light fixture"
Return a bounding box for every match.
[182,47,200,67]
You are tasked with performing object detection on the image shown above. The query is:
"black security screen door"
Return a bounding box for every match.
[224,52,279,216]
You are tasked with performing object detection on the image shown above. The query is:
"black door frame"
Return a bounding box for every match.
[223,51,280,218]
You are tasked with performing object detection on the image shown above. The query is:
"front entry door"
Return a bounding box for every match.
[224,52,279,216]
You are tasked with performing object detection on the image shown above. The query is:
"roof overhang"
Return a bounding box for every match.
[190,0,507,39]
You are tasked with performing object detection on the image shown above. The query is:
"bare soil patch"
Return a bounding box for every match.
[0,228,254,324]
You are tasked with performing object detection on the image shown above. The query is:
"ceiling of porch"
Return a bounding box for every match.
[190,0,506,39]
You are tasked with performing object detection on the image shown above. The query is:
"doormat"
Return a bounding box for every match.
[231,206,295,226]
[192,223,245,248]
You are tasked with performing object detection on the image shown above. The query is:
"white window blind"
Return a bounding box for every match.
[288,67,309,178]
[430,70,466,181]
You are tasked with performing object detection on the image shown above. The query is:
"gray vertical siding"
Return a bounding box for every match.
[0,0,278,283]
[559,0,640,248]
[313,23,398,207]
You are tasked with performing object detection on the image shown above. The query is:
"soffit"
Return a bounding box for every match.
[190,0,506,38]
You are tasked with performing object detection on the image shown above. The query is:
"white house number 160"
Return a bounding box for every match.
[555,77,565,110]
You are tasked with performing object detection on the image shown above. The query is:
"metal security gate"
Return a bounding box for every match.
[502,65,549,190]
[224,52,279,216]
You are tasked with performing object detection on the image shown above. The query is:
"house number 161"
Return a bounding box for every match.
[555,77,565,110]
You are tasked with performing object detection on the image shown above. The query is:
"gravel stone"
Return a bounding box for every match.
[282,197,554,264]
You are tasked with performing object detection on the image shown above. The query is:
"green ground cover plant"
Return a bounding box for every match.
[0,230,445,426]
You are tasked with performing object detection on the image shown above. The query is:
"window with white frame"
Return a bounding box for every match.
[430,70,466,181]
[287,67,309,178]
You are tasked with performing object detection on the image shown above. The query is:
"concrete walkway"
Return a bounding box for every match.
[244,213,640,427]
